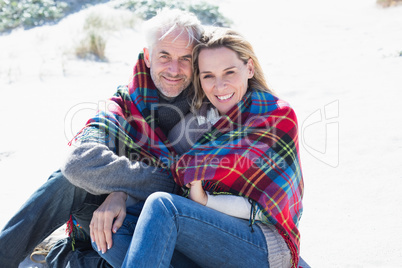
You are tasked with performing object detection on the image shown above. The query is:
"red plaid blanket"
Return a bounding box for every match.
[172,91,304,267]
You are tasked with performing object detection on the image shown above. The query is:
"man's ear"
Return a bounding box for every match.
[247,58,255,79]
[143,48,151,68]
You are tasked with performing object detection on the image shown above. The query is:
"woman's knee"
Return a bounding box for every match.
[147,191,172,201]
[143,192,178,215]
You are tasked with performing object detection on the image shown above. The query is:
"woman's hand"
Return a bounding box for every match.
[186,180,208,206]
[89,191,127,254]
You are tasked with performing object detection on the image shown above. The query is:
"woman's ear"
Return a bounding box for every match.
[143,48,151,68]
[247,58,255,79]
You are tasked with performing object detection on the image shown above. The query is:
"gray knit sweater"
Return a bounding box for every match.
[61,141,177,201]
[61,87,193,202]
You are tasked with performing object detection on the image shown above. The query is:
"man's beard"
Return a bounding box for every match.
[151,71,190,98]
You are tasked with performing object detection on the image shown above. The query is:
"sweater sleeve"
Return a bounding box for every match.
[61,142,177,200]
[206,193,265,221]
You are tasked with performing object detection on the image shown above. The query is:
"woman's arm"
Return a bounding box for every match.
[187,181,264,221]
[205,193,252,220]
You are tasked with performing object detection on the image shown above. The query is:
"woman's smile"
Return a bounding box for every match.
[216,92,235,101]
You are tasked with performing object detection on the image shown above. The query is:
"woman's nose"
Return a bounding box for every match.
[215,78,227,91]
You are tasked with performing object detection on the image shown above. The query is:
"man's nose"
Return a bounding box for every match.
[168,60,179,75]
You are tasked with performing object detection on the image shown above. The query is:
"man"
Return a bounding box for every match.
[0,9,203,267]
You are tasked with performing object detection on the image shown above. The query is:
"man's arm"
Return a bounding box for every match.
[61,142,177,200]
[62,140,177,254]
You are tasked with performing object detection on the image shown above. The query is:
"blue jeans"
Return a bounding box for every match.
[0,170,106,268]
[120,192,269,268]
[94,201,201,268]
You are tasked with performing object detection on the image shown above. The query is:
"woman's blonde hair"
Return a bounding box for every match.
[191,27,275,111]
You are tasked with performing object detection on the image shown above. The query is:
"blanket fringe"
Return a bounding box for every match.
[65,215,76,251]
[248,198,256,232]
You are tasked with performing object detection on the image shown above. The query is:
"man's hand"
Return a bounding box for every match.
[186,180,207,206]
[90,191,127,254]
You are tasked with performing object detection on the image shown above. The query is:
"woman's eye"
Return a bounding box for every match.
[202,75,213,79]
[226,71,235,75]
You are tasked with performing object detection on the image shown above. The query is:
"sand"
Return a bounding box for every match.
[1,0,401,267]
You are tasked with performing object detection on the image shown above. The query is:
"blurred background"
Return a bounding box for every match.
[1,0,402,266]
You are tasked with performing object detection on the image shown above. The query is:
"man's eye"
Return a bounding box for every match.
[181,57,191,62]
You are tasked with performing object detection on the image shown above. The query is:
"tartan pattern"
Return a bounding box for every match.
[69,52,303,267]
[172,90,304,268]
[71,53,176,171]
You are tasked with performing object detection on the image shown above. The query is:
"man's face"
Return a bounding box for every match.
[144,30,194,98]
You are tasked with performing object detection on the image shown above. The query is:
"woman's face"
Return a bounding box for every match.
[198,47,254,115]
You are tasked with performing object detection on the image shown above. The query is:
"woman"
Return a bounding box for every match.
[122,28,304,268]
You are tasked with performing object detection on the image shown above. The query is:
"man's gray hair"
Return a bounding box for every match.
[144,9,204,52]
